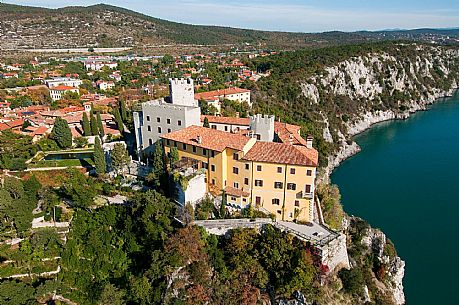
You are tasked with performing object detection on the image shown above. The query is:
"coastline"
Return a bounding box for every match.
[320,86,459,183]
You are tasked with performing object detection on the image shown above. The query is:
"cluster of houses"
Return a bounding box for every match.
[134,78,318,223]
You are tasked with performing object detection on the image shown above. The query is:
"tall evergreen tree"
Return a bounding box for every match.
[220,191,227,219]
[90,113,98,136]
[51,117,72,148]
[114,108,123,133]
[169,147,179,169]
[94,136,106,176]
[97,113,105,137]
[203,117,210,128]
[151,141,165,188]
[110,143,130,176]
[82,112,91,136]
[120,99,127,122]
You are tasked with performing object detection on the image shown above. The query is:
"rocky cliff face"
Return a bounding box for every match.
[299,45,459,180]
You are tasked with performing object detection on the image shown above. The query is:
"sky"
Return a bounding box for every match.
[4,0,459,33]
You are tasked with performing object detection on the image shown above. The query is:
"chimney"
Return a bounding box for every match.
[197,135,202,144]
[306,135,313,149]
[289,134,294,145]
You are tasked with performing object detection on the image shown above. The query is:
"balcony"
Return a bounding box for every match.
[297,191,313,199]
[172,157,206,177]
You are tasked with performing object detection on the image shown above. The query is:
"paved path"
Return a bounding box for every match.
[194,218,339,246]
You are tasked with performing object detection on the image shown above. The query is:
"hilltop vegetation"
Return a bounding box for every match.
[249,42,459,166]
[0,3,458,52]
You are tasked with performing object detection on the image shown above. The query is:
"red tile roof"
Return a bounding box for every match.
[161,125,251,152]
[194,87,250,101]
[6,119,24,128]
[201,115,250,126]
[242,141,318,167]
[224,186,250,198]
[51,85,77,91]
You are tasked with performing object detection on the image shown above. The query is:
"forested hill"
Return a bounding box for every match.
[0,3,458,50]
[249,42,459,168]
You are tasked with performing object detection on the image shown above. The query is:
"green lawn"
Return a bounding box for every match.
[28,158,94,169]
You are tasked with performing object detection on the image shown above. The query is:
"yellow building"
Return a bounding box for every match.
[161,124,318,223]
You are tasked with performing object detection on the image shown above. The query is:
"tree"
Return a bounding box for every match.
[97,113,105,137]
[110,143,129,175]
[203,117,210,128]
[220,191,226,219]
[90,113,99,136]
[51,117,72,148]
[151,141,165,188]
[99,283,126,305]
[94,137,106,176]
[74,137,88,148]
[114,107,124,133]
[60,169,97,208]
[120,99,127,121]
[169,147,179,169]
[82,112,91,136]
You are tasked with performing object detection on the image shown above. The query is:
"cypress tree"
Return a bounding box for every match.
[94,136,106,175]
[114,108,123,133]
[82,112,91,136]
[151,141,165,188]
[90,113,98,136]
[120,99,127,121]
[203,117,210,128]
[51,117,72,148]
[97,113,104,137]
[220,191,227,219]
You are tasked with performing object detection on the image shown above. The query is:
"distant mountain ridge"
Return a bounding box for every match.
[0,3,457,50]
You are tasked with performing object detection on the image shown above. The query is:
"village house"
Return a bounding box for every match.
[49,85,80,101]
[96,80,115,91]
[194,87,251,113]
[45,77,83,89]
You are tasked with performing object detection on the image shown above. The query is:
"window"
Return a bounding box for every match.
[244,178,249,185]
[167,128,171,133]
[202,162,208,169]
[305,184,311,193]
[255,196,261,205]
[212,179,216,185]
[277,167,282,173]
[147,125,151,131]
[148,139,153,145]
[211,151,215,157]
[211,165,216,172]
[245,163,249,170]
[166,140,170,146]
[203,149,207,156]
[289,213,293,218]
[233,182,239,188]
[243,198,247,202]
[287,183,296,190]
[295,200,300,207]
[157,127,162,133]
[192,146,196,153]
[274,182,283,189]
[178,120,182,126]
[182,143,187,150]
[224,126,228,131]
[231,196,237,201]
[307,169,312,176]
[211,125,217,129]
[233,167,239,174]
[256,165,262,171]
[290,168,296,174]
[146,115,150,121]
[233,153,239,160]
[156,117,160,123]
[272,198,280,205]
[174,141,177,147]
[255,180,263,187]
[277,210,282,215]
[167,118,171,124]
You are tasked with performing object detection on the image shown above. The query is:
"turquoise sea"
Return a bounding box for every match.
[331,90,459,305]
